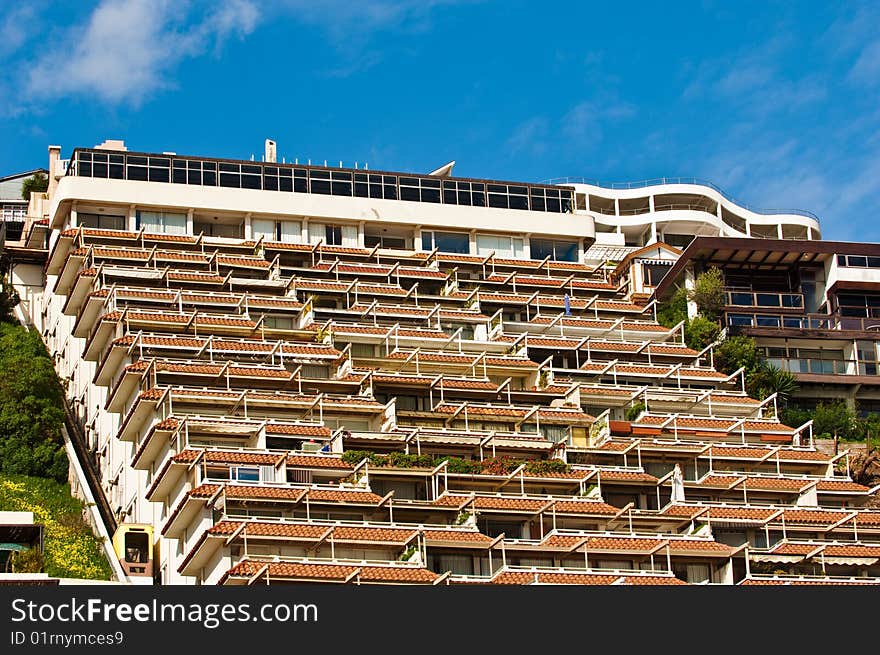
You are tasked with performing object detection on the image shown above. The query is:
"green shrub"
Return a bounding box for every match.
[657,286,688,328]
[339,451,570,476]
[0,324,68,482]
[625,401,646,422]
[780,401,862,440]
[442,457,483,474]
[689,267,725,318]
[0,276,20,323]
[340,450,378,466]
[811,401,860,440]
[10,548,44,573]
[779,407,812,430]
[685,315,720,350]
[713,335,760,376]
[523,459,570,475]
[747,362,799,402]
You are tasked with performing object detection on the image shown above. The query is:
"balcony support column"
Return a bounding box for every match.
[243,213,252,240]
[127,205,137,232]
[684,265,698,320]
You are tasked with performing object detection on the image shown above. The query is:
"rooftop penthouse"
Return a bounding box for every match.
[5,140,877,587]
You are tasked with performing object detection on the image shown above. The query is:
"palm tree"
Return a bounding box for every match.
[20,172,48,200]
[747,362,799,403]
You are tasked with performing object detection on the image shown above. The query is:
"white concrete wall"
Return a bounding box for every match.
[51,176,596,241]
[571,181,820,242]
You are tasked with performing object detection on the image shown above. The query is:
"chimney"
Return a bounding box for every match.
[265,139,277,163]
[47,145,61,199]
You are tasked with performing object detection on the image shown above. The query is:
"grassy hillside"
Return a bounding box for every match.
[0,473,112,580]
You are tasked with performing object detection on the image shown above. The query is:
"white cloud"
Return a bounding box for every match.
[279,0,466,38]
[714,65,775,96]
[669,8,880,240]
[24,0,259,106]
[0,5,39,57]
[506,117,549,155]
[848,40,880,86]
[818,3,880,87]
[562,100,635,141]
[505,96,636,163]
[275,0,475,75]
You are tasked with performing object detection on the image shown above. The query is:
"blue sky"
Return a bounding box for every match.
[1,1,879,241]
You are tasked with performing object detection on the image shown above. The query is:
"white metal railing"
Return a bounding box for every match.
[541,176,820,220]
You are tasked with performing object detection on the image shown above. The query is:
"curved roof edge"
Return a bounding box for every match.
[545,176,819,222]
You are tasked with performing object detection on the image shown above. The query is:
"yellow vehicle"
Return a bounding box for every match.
[112,524,154,582]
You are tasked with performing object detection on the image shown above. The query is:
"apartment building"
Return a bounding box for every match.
[0,169,47,247]
[6,140,880,586]
[656,237,880,413]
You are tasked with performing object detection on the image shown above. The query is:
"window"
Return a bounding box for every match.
[540,424,570,443]
[487,183,529,210]
[2,205,26,221]
[350,343,376,358]
[308,222,325,244]
[77,151,125,179]
[171,160,216,186]
[399,177,442,203]
[216,163,238,188]
[755,315,781,327]
[354,173,392,199]
[72,150,579,217]
[476,234,524,258]
[837,254,880,268]
[395,395,419,411]
[78,213,126,230]
[427,554,474,575]
[442,180,486,207]
[530,187,573,213]
[642,262,672,287]
[309,170,330,195]
[728,314,754,327]
[126,156,148,181]
[364,232,407,249]
[125,156,169,183]
[230,466,260,482]
[342,225,357,246]
[837,293,880,318]
[330,171,352,196]
[193,221,242,238]
[421,230,470,254]
[3,221,23,240]
[262,166,293,192]
[252,218,277,242]
[301,365,330,379]
[325,225,342,245]
[136,210,187,234]
[148,157,171,183]
[263,316,294,330]
[529,237,578,262]
[280,220,301,243]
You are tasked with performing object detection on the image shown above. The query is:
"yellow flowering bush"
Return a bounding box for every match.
[0,474,111,580]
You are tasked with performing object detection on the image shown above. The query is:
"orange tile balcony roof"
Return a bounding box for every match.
[223,560,438,584]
